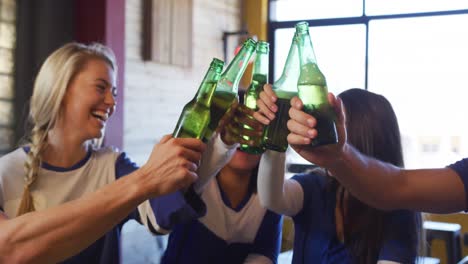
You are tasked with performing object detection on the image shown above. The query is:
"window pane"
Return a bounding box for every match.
[368,15,468,168]
[0,47,12,74]
[274,25,366,93]
[366,0,468,16]
[270,0,362,21]
[0,75,12,99]
[0,0,16,22]
[0,22,15,49]
[0,127,13,152]
[0,100,12,125]
[308,25,366,95]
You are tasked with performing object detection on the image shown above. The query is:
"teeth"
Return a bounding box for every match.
[91,111,108,121]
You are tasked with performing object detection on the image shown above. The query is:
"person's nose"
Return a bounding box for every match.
[104,88,116,107]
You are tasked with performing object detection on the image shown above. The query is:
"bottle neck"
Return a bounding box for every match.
[218,45,255,93]
[196,66,222,106]
[297,27,327,86]
[252,50,269,82]
[274,36,300,94]
[297,31,318,67]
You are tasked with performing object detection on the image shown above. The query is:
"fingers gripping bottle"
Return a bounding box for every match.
[203,38,257,142]
[240,41,269,154]
[173,58,224,141]
[262,33,300,152]
[296,21,338,147]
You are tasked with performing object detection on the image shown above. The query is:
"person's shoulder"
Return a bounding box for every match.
[386,209,416,224]
[448,158,468,171]
[0,148,27,177]
[92,146,121,160]
[0,148,27,171]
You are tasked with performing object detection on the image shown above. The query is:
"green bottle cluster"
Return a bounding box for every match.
[296,21,338,147]
[203,38,257,142]
[262,32,300,152]
[172,58,224,141]
[240,41,270,154]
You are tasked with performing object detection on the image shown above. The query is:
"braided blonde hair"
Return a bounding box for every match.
[16,42,117,216]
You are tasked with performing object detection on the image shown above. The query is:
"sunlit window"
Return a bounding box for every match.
[270,0,468,169]
[366,0,468,15]
[0,0,16,154]
[368,14,468,168]
[270,0,362,21]
[274,25,366,95]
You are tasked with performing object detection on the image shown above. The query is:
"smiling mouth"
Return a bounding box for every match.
[91,110,109,122]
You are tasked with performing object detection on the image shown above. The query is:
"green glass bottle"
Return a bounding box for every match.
[173,58,224,141]
[240,41,269,154]
[203,38,257,142]
[296,21,338,147]
[262,33,300,152]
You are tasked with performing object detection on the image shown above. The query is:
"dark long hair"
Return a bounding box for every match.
[333,88,420,263]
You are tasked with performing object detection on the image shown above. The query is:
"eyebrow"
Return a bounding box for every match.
[96,78,111,86]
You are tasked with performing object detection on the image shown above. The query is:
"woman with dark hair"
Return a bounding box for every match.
[256,88,420,263]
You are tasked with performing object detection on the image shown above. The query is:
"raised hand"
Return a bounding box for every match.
[139,135,206,198]
[253,84,278,125]
[287,93,347,168]
[217,101,264,146]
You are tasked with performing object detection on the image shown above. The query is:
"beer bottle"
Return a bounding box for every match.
[296,21,338,147]
[173,58,224,141]
[203,38,257,141]
[240,41,269,154]
[262,33,300,152]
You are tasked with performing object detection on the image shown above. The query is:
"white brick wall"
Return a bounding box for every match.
[124,0,241,165]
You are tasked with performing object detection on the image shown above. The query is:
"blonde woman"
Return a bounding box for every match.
[0,42,218,263]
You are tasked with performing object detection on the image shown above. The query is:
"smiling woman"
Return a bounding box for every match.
[58,58,116,141]
[0,42,212,263]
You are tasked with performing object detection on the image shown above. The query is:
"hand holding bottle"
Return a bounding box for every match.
[254,84,278,125]
[139,135,206,198]
[217,101,264,146]
[286,94,347,169]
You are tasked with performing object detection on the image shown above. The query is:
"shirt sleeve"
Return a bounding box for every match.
[250,210,283,263]
[448,158,468,210]
[378,210,419,263]
[115,152,206,234]
[257,150,304,217]
[193,134,238,193]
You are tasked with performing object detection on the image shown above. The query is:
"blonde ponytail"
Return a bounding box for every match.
[16,127,48,216]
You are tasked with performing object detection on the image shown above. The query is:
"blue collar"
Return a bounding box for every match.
[22,146,92,172]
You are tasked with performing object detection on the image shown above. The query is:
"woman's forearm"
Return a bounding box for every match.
[330,143,466,213]
[0,170,149,263]
[258,151,303,216]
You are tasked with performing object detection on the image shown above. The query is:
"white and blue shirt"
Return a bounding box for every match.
[162,177,282,264]
[0,146,205,264]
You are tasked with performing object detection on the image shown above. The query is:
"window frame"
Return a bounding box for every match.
[267,0,468,87]
[268,1,468,169]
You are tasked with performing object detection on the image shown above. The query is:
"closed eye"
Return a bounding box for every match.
[96,84,106,93]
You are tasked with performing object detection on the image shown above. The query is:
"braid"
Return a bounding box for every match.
[16,126,47,216]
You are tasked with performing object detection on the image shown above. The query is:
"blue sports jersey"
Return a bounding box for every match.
[291,173,417,264]
[162,178,282,264]
[448,158,468,210]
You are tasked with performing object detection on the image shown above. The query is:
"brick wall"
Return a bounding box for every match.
[124,0,241,164]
